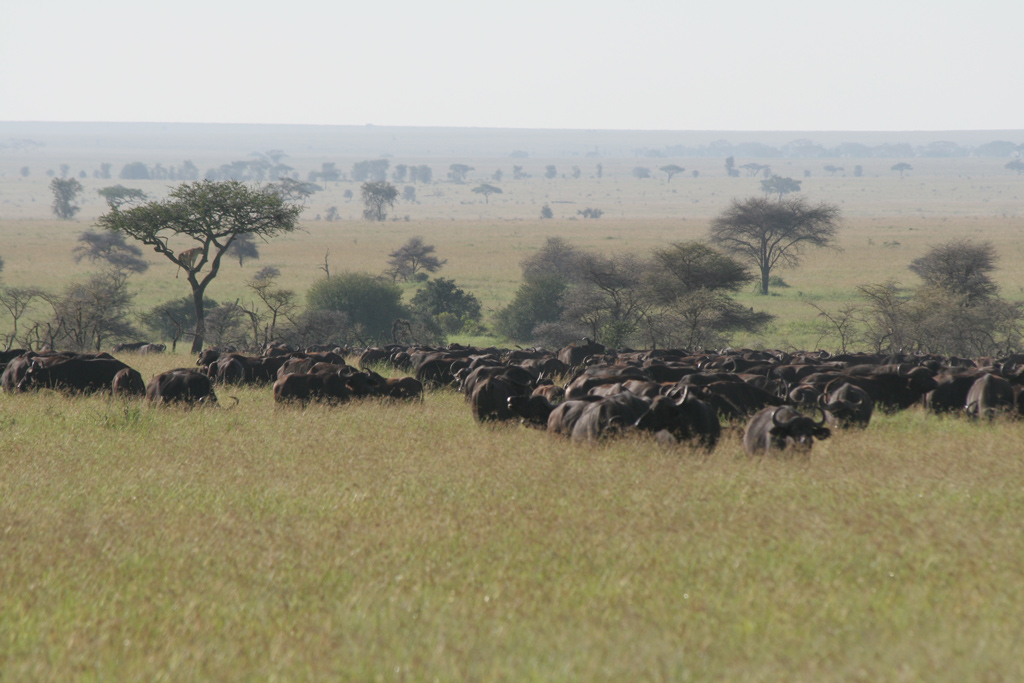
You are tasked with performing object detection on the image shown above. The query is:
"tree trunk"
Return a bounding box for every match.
[190,286,206,354]
[761,266,770,296]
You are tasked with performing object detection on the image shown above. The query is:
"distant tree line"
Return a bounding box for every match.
[632,139,1024,160]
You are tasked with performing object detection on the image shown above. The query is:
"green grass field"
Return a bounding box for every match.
[3,135,1024,679]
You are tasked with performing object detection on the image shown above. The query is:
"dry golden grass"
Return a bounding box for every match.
[2,372,1024,680]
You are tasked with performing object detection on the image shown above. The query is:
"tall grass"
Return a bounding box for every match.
[2,374,1023,679]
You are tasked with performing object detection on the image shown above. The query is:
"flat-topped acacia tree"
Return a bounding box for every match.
[98,180,301,352]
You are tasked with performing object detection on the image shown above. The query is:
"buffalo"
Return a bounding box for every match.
[742,406,831,455]
[965,373,1019,420]
[146,369,217,405]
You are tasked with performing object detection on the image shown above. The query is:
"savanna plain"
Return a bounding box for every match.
[2,130,1024,680]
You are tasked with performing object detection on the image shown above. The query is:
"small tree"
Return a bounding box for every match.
[544,165,557,179]
[98,180,301,352]
[571,166,582,179]
[360,181,399,221]
[42,270,140,352]
[139,296,218,351]
[97,185,147,209]
[760,175,802,200]
[1005,160,1024,175]
[853,165,864,177]
[632,167,651,179]
[492,169,504,182]
[352,159,390,182]
[50,178,84,219]
[540,205,553,219]
[410,278,482,334]
[0,286,41,350]
[471,183,503,203]
[402,186,416,202]
[386,237,446,282]
[245,267,296,345]
[226,232,260,267]
[272,178,320,203]
[709,196,842,295]
[892,162,913,177]
[908,239,998,304]
[448,164,474,183]
[659,164,685,182]
[725,156,739,177]
[120,162,150,180]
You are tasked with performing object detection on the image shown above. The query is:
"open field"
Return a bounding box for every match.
[3,125,1024,679]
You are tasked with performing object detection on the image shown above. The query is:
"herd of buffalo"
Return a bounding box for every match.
[2,338,1023,455]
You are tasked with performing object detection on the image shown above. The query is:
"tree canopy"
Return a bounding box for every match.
[909,239,998,304]
[709,196,841,295]
[361,181,399,221]
[760,175,802,200]
[471,184,503,203]
[98,180,301,352]
[50,178,83,219]
[386,237,446,282]
[97,185,147,209]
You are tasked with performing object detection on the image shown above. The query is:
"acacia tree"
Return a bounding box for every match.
[891,162,913,177]
[361,181,398,221]
[659,164,685,182]
[98,180,301,352]
[760,175,802,200]
[471,183,502,203]
[97,185,147,209]
[709,196,841,295]
[386,236,446,282]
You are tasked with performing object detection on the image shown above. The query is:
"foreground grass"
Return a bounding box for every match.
[2,381,1023,680]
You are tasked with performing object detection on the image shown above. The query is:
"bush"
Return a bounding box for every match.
[493,275,567,342]
[306,273,406,344]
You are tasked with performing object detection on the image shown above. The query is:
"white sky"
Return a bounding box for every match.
[1,0,1021,131]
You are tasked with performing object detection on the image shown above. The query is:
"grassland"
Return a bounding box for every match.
[3,353,1024,680]
[2,131,1024,679]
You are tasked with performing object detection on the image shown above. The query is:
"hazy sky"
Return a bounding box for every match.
[2,0,1021,131]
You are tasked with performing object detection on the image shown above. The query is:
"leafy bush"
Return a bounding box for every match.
[306,273,406,344]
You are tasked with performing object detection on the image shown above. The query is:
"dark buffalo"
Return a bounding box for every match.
[822,382,874,429]
[570,393,651,442]
[112,367,147,397]
[470,375,531,422]
[507,394,558,428]
[1,354,35,392]
[546,397,605,437]
[557,338,607,370]
[697,381,786,417]
[923,372,982,414]
[146,369,217,405]
[273,372,351,404]
[18,356,131,393]
[633,390,721,449]
[965,373,1018,420]
[742,406,831,455]
[380,376,424,400]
